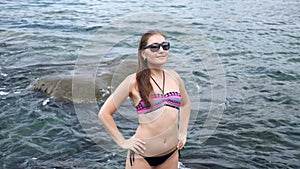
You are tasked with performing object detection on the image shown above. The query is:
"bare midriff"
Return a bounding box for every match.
[134,106,179,157]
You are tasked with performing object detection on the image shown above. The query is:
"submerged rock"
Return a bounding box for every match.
[28,74,105,103]
[28,60,137,103]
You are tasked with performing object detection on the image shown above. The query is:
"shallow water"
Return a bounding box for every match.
[1,0,300,168]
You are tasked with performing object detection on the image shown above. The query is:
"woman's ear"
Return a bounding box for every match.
[141,50,146,60]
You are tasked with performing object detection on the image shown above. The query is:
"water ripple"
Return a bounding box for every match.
[1,0,300,168]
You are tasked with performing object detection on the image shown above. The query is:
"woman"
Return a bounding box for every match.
[98,30,190,169]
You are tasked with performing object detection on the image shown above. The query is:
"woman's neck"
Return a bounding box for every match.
[150,68,164,77]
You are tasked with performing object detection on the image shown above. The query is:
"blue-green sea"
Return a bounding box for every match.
[1,0,299,168]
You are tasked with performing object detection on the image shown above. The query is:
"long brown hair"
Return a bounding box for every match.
[136,30,166,107]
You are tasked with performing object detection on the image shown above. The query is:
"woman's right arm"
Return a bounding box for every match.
[98,94,125,146]
[98,75,146,153]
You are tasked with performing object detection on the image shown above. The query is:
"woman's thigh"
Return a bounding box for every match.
[125,150,179,169]
[155,150,179,169]
[125,155,151,169]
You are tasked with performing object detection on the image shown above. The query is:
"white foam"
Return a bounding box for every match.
[42,98,50,106]
[178,161,191,169]
[0,73,8,77]
[0,91,9,96]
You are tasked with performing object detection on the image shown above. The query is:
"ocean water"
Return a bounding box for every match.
[1,0,300,168]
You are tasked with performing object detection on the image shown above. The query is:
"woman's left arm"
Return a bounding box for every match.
[177,73,191,150]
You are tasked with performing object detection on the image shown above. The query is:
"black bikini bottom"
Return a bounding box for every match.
[130,148,180,166]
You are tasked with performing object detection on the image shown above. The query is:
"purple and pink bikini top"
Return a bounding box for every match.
[135,91,182,114]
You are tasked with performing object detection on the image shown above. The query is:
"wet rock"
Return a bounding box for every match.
[28,59,137,103]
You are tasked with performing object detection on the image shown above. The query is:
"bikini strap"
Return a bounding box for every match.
[130,150,135,166]
[150,70,165,94]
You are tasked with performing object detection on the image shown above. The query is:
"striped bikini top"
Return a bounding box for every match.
[135,91,182,114]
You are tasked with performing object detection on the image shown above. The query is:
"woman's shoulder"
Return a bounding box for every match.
[125,73,137,88]
[164,69,181,81]
[127,73,137,81]
[125,73,140,97]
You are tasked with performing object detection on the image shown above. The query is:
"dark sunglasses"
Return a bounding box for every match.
[143,42,170,52]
